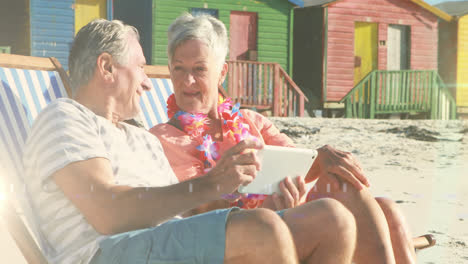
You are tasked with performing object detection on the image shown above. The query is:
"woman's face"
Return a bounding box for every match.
[169,39,227,116]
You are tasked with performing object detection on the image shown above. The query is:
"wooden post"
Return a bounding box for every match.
[360,83,365,118]
[430,71,437,119]
[345,98,352,118]
[370,71,376,119]
[273,64,280,116]
[288,84,293,116]
[263,64,268,105]
[299,96,304,117]
[49,57,72,97]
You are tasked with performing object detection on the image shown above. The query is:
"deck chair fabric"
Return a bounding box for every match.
[0,54,71,263]
[138,78,174,129]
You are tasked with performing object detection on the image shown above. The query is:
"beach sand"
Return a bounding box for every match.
[1,117,467,263]
[270,117,468,264]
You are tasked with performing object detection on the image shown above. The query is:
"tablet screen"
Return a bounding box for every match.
[238,145,317,195]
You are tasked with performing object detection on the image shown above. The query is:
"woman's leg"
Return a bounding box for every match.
[308,176,396,264]
[281,198,357,264]
[375,197,417,264]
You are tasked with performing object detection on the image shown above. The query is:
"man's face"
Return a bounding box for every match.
[112,36,151,120]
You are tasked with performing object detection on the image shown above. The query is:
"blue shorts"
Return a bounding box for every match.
[90,208,286,264]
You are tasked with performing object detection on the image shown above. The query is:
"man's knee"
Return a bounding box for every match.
[228,208,290,239]
[225,209,297,263]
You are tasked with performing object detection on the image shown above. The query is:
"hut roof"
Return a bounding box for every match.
[435,1,468,17]
[303,0,452,21]
[288,0,305,7]
[303,0,335,6]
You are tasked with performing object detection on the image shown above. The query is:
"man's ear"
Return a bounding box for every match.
[218,62,228,87]
[96,53,114,83]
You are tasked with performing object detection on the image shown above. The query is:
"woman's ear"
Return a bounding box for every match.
[218,63,228,87]
[96,53,114,83]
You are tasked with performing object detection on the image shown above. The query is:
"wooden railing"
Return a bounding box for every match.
[340,70,456,120]
[226,60,308,117]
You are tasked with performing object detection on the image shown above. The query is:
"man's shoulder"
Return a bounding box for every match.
[25,98,100,150]
[31,98,97,129]
[39,98,91,118]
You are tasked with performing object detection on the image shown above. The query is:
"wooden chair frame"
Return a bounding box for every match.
[0,53,73,264]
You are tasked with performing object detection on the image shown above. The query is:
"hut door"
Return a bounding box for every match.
[354,22,378,85]
[229,11,257,61]
[387,25,410,70]
[114,0,153,64]
[457,16,468,106]
[75,0,107,34]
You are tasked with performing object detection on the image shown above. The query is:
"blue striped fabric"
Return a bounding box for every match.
[0,67,68,177]
[0,66,68,255]
[138,78,174,129]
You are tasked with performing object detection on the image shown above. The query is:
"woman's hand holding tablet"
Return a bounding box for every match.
[238,145,317,195]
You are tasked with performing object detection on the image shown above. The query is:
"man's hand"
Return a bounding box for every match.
[262,176,307,210]
[306,145,370,190]
[205,139,264,198]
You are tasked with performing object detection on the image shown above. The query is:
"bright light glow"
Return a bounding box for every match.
[0,165,6,211]
[0,186,5,213]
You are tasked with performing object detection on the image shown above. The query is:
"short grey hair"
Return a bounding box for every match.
[167,13,228,71]
[68,19,139,93]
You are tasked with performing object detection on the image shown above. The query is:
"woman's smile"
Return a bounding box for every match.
[183,90,201,98]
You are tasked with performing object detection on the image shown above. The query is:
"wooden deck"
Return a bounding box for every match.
[226,60,308,117]
[340,70,457,120]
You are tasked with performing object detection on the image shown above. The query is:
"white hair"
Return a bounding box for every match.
[167,13,228,71]
[68,19,139,93]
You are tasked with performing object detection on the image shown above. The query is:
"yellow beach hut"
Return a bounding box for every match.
[437,1,468,116]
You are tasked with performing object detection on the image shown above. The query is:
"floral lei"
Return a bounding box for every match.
[167,94,265,208]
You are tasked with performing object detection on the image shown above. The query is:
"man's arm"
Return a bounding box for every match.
[53,139,262,235]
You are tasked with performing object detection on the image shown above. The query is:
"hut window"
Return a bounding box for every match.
[191,8,219,18]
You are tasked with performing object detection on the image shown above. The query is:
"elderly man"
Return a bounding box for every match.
[22,19,356,264]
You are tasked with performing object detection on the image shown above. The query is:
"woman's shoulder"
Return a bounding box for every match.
[240,108,267,121]
[149,123,174,136]
[240,109,272,128]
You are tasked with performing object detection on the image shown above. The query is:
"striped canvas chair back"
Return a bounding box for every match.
[139,65,174,129]
[138,77,174,129]
[0,54,71,263]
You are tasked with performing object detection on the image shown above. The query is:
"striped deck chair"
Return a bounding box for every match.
[138,65,173,129]
[0,53,72,264]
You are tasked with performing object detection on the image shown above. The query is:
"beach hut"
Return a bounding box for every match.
[0,0,112,69]
[113,0,308,116]
[436,1,468,116]
[293,0,452,115]
[113,0,304,74]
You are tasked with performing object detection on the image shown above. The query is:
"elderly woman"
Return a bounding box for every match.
[151,14,418,263]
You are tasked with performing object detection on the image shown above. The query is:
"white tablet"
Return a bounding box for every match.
[238,145,317,195]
